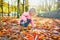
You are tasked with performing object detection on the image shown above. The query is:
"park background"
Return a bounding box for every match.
[0,0,60,18]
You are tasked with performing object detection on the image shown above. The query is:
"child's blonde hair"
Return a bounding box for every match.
[29,8,36,14]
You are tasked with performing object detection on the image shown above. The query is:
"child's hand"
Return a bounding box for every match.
[33,25,36,27]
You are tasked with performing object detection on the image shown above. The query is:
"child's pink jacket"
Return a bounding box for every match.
[18,12,34,26]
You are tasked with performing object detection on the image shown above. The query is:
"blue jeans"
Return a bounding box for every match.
[20,19,31,27]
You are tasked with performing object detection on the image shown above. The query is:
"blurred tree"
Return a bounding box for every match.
[22,0,24,13]
[20,3,23,15]
[0,0,3,17]
[11,5,17,12]
[0,0,19,17]
[0,7,1,11]
[45,0,57,11]
[3,2,9,13]
[25,0,28,12]
[57,0,60,9]
[20,0,28,15]
[17,0,20,18]
[8,1,10,16]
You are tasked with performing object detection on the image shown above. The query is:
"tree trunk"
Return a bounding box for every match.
[1,0,3,17]
[8,1,10,16]
[22,0,24,13]
[17,0,20,18]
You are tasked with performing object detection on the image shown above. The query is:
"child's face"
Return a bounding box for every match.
[29,11,35,16]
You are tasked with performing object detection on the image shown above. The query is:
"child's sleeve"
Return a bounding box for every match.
[30,18,35,27]
[18,13,26,24]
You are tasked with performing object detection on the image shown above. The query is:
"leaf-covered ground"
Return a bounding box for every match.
[0,17,60,40]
